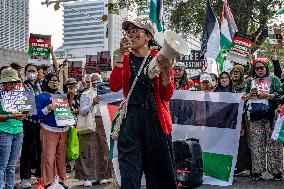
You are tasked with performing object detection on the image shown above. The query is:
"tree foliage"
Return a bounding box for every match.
[116,0,284,52]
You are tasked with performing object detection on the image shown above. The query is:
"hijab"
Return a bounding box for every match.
[214,71,234,92]
[231,65,246,92]
[41,72,59,94]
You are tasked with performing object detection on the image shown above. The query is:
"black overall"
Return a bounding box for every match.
[118,54,178,189]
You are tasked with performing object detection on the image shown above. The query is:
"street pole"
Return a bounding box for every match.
[107,0,115,68]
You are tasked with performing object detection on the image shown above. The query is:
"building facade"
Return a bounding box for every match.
[56,0,130,60]
[0,0,29,51]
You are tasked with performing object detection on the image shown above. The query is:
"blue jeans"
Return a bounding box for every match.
[0,132,23,189]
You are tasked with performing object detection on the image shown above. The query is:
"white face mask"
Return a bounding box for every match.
[27,72,38,80]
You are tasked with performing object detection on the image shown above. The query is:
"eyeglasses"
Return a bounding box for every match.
[174,68,184,72]
[255,66,265,71]
[220,76,229,79]
[27,70,37,73]
[50,79,59,83]
[125,28,145,35]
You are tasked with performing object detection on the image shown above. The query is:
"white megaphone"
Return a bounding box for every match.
[147,30,190,79]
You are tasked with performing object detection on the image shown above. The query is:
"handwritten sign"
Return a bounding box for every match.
[97,51,112,72]
[0,91,35,113]
[52,94,75,126]
[176,50,205,70]
[28,33,51,65]
[227,33,254,65]
[85,55,98,74]
[68,61,82,81]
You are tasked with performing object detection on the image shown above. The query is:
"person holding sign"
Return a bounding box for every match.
[75,73,113,186]
[0,68,26,189]
[35,72,69,189]
[19,64,43,189]
[109,18,177,189]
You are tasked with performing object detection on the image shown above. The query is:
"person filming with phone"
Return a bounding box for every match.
[109,18,177,189]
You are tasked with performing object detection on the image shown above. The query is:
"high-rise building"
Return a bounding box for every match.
[0,0,29,51]
[56,0,131,59]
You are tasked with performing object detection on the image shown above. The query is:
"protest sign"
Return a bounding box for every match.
[0,91,35,113]
[68,61,82,81]
[268,28,283,48]
[176,50,205,70]
[85,55,98,74]
[97,51,112,72]
[52,94,75,127]
[226,33,254,65]
[28,33,51,65]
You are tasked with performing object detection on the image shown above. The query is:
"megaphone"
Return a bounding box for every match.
[147,30,190,79]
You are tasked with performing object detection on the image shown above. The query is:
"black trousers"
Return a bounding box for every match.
[118,104,178,189]
[20,120,41,179]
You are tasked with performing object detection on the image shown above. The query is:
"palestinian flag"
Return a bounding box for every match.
[276,7,284,15]
[272,105,284,142]
[149,0,163,32]
[200,0,220,59]
[216,0,238,72]
[100,91,243,186]
[170,91,244,186]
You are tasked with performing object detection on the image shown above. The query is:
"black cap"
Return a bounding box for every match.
[10,62,23,70]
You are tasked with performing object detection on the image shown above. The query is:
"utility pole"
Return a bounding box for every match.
[107,0,115,67]
[41,0,78,7]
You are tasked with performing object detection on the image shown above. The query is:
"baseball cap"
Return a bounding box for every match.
[122,18,155,36]
[66,78,77,85]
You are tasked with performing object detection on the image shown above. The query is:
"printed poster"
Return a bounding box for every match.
[226,33,254,65]
[97,51,112,72]
[268,28,283,48]
[28,33,51,65]
[52,94,75,127]
[0,91,35,113]
[85,55,98,74]
[68,61,82,82]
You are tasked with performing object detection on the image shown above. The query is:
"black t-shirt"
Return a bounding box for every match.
[128,53,155,107]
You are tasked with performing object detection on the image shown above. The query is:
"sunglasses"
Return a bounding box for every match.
[255,66,265,71]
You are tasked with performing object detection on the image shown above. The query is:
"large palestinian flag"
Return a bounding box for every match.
[100,91,244,186]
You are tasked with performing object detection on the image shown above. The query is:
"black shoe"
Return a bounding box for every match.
[44,184,52,189]
[66,165,71,173]
[251,173,263,181]
[273,173,284,181]
[59,182,69,189]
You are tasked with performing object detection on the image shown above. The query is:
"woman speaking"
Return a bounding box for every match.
[109,18,177,189]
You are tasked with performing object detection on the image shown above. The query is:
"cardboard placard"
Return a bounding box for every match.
[68,61,82,81]
[28,33,51,65]
[97,51,112,72]
[85,55,98,74]
[0,91,35,113]
[226,33,254,65]
[52,94,75,127]
[176,50,205,70]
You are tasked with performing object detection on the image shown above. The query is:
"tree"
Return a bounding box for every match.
[116,0,283,52]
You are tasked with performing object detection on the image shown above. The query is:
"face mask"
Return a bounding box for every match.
[27,72,38,80]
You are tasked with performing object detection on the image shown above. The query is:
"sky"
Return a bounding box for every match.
[29,0,64,50]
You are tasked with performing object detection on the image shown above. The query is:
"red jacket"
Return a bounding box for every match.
[109,50,175,135]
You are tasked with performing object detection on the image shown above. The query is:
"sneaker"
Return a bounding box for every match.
[44,184,52,189]
[83,180,92,187]
[251,173,263,181]
[66,165,71,173]
[19,179,32,188]
[99,179,110,184]
[273,173,284,181]
[58,182,69,189]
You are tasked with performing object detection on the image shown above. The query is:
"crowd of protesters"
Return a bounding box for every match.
[0,18,284,189]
